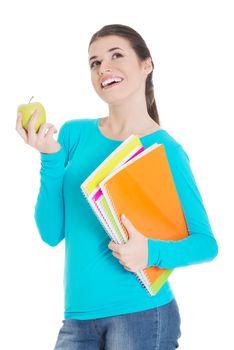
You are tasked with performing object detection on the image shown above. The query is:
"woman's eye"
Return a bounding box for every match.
[90,60,100,69]
[112,52,122,59]
[90,52,123,69]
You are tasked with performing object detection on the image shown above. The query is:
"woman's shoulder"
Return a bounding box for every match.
[59,117,94,137]
[155,129,190,165]
[156,128,186,151]
[60,117,92,129]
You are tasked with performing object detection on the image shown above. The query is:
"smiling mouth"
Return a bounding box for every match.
[101,79,124,90]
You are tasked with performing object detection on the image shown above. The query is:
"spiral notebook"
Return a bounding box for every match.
[81,136,189,295]
[98,142,189,295]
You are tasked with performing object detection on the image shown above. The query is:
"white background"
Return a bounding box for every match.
[1,0,233,349]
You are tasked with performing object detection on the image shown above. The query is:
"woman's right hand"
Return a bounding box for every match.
[15,109,62,154]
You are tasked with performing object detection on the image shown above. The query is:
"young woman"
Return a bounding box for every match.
[16,24,218,350]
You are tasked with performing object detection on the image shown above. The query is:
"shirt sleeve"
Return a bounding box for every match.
[34,122,69,246]
[147,144,219,269]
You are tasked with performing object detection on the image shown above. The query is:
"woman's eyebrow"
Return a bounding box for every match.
[89,47,124,62]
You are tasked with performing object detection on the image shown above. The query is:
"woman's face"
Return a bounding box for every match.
[88,35,152,105]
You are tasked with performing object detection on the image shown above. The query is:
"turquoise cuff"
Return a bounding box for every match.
[147,238,160,267]
[40,146,66,178]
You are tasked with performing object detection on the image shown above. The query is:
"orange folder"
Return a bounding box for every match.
[99,143,189,295]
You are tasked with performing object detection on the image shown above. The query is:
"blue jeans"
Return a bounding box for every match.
[54,298,181,350]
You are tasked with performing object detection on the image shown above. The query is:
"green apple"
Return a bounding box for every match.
[17,96,46,133]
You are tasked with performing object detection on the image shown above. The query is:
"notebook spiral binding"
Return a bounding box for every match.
[136,271,153,295]
[80,186,120,244]
[143,269,155,295]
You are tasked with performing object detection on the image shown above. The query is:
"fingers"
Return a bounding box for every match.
[15,112,28,143]
[27,109,40,133]
[31,122,54,145]
[45,125,57,140]
[124,266,132,272]
[112,251,121,259]
[37,122,55,137]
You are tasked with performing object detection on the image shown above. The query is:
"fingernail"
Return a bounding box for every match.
[122,214,126,220]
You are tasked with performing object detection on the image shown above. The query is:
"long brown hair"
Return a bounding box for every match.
[88,24,160,125]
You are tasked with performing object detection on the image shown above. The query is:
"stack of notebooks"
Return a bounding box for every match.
[80,135,189,296]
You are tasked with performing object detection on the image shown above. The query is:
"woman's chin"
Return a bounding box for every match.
[98,93,126,105]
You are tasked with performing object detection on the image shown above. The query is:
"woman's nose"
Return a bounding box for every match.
[99,61,112,75]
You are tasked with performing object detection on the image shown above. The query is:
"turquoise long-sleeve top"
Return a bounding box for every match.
[34,117,218,320]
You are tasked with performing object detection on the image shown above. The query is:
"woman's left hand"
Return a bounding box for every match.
[108,214,148,273]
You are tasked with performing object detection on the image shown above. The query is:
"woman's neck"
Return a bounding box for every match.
[105,96,159,135]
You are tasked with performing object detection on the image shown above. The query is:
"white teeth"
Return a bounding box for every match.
[101,77,123,87]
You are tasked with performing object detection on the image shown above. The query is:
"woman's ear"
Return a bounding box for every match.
[143,57,153,75]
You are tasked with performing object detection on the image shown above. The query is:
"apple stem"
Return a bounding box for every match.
[29,96,34,103]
